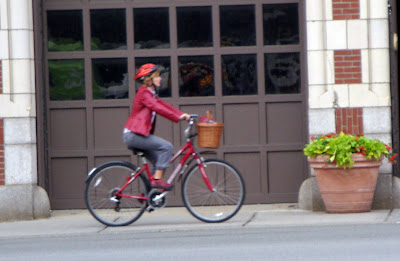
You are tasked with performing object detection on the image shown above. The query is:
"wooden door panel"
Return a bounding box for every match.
[50,157,87,206]
[267,151,305,201]
[266,102,304,145]
[50,109,87,151]
[223,104,260,146]
[93,107,129,150]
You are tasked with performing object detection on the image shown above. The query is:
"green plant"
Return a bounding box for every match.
[48,38,83,52]
[304,132,397,168]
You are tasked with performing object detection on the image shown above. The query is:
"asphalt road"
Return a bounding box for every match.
[1,224,400,261]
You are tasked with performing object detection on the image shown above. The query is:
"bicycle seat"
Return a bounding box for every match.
[132,149,145,156]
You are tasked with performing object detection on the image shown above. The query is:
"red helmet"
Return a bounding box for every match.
[134,63,159,81]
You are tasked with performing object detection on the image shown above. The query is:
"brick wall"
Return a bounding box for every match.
[336,108,363,135]
[332,0,360,20]
[0,60,2,94]
[334,50,361,84]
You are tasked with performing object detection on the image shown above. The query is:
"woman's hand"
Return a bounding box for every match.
[179,113,190,121]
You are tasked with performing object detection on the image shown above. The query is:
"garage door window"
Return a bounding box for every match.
[222,54,257,96]
[134,8,170,49]
[179,56,214,97]
[92,58,128,99]
[48,59,85,101]
[265,52,300,94]
[220,5,256,47]
[177,6,213,48]
[47,10,83,52]
[263,4,299,45]
[90,9,127,51]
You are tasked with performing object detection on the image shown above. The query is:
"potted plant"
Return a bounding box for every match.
[304,132,397,213]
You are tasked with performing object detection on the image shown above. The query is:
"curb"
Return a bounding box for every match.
[1,205,399,240]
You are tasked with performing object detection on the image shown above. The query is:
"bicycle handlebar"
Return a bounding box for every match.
[180,114,199,121]
[184,114,199,139]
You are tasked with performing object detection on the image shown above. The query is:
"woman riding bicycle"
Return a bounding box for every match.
[123,63,190,191]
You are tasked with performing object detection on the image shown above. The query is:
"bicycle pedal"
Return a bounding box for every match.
[110,196,119,203]
[146,206,155,212]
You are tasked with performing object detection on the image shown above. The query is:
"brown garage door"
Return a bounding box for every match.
[38,0,308,209]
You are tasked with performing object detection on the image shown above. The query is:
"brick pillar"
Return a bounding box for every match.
[336,108,363,135]
[334,50,362,84]
[0,60,2,93]
[332,2,363,135]
[332,0,360,20]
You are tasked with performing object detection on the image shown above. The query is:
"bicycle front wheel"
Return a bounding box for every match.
[85,161,150,226]
[182,159,245,223]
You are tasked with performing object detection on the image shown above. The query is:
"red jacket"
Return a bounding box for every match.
[124,86,184,136]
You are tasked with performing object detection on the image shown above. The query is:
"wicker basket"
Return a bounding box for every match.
[197,122,224,148]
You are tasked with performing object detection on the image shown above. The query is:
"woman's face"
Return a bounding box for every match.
[152,75,162,87]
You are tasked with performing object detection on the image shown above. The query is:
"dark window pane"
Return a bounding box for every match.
[179,56,214,97]
[135,57,171,97]
[47,10,83,52]
[92,58,128,99]
[265,53,300,94]
[134,8,169,49]
[263,4,299,45]
[91,9,127,50]
[49,59,85,100]
[177,6,212,48]
[222,54,257,96]
[220,5,255,47]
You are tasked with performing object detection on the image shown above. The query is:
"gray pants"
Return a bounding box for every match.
[123,131,173,170]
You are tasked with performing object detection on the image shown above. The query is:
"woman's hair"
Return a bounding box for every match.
[143,70,160,86]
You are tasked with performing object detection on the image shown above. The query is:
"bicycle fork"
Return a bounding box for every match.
[198,162,215,192]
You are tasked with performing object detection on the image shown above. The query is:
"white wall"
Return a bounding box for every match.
[0,0,37,185]
[306,0,391,138]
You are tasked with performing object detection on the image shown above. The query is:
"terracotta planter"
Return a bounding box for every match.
[308,154,382,213]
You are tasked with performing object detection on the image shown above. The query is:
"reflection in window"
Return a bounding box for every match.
[135,57,171,97]
[49,59,85,100]
[179,56,214,97]
[265,53,300,94]
[177,6,212,48]
[222,54,257,96]
[134,8,170,49]
[91,9,127,50]
[47,10,83,52]
[220,5,255,47]
[92,58,128,99]
[263,4,299,45]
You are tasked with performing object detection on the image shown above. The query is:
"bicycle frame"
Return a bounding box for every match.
[115,120,214,201]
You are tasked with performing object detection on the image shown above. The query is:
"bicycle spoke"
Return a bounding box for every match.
[85,162,149,226]
[182,159,245,223]
[90,197,111,209]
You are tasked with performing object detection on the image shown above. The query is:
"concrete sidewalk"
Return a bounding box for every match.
[1,204,400,239]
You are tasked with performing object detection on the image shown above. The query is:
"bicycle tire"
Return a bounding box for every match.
[182,159,245,223]
[85,161,150,226]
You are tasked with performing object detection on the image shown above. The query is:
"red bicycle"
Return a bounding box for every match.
[85,115,245,226]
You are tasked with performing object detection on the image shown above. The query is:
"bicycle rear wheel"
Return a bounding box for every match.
[182,159,245,223]
[85,161,150,226]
